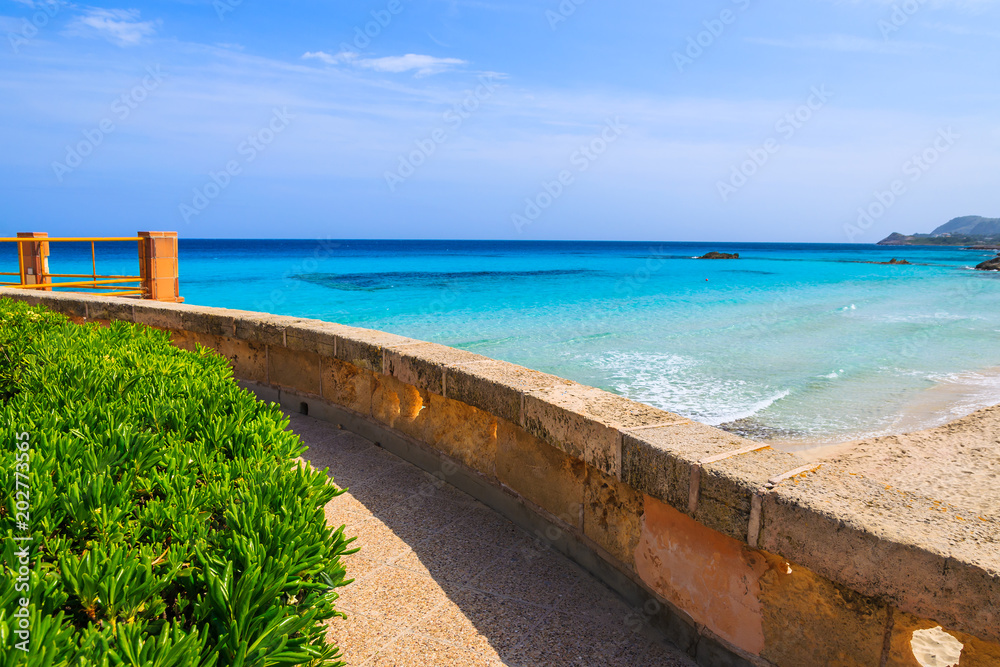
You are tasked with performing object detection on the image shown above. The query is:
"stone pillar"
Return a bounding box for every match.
[137,231,183,302]
[17,232,50,290]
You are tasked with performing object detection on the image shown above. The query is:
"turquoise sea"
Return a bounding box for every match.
[10,240,1000,447]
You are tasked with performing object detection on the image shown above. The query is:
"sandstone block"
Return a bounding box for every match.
[371,373,425,433]
[696,448,800,542]
[12,290,90,318]
[168,329,217,353]
[285,321,349,357]
[85,297,135,323]
[759,469,1000,645]
[446,359,561,426]
[334,326,417,372]
[425,392,497,478]
[133,300,185,330]
[583,466,644,567]
[233,312,293,346]
[497,419,584,524]
[384,342,487,396]
[526,384,691,479]
[322,357,375,415]
[759,556,888,667]
[214,336,267,384]
[180,306,236,337]
[635,494,770,656]
[622,421,749,511]
[267,344,321,395]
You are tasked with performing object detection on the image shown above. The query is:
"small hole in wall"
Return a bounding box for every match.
[910,627,963,667]
[299,402,309,416]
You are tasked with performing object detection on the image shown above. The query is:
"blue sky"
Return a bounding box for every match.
[1,0,998,241]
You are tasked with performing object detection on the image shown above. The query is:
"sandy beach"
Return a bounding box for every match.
[798,402,1000,518]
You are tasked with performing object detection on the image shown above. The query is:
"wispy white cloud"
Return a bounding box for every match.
[747,34,930,54]
[302,50,357,66]
[359,53,467,76]
[65,8,157,47]
[303,50,467,77]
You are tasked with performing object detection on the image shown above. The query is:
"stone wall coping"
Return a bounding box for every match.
[4,288,996,645]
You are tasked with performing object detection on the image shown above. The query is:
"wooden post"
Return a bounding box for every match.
[16,232,50,291]
[137,231,183,302]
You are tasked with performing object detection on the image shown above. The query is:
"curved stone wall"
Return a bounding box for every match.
[5,288,998,667]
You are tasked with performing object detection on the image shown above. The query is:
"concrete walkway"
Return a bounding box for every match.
[290,412,696,667]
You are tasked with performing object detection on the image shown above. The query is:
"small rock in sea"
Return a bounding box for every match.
[698,251,739,260]
[879,258,911,265]
[975,255,1000,271]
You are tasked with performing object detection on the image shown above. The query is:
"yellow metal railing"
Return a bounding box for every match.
[1,236,145,297]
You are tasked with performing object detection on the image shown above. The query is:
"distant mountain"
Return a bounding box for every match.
[931,216,1000,236]
[878,216,1000,246]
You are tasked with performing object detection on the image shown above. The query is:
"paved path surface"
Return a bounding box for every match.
[290,412,696,667]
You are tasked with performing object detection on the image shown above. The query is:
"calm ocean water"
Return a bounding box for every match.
[9,239,1000,446]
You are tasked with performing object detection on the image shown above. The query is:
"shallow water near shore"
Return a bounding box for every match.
[11,239,1000,445]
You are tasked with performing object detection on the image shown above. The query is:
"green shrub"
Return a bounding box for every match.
[0,298,355,666]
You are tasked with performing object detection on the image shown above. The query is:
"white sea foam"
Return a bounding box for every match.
[706,389,791,426]
[589,351,790,426]
[879,368,1000,436]
[879,312,967,324]
[925,369,1000,418]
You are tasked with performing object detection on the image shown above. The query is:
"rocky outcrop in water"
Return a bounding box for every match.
[974,255,1000,271]
[698,252,739,259]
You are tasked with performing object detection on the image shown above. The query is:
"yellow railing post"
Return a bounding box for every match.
[16,232,50,291]
[16,240,25,286]
[137,231,183,303]
[1,234,169,299]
